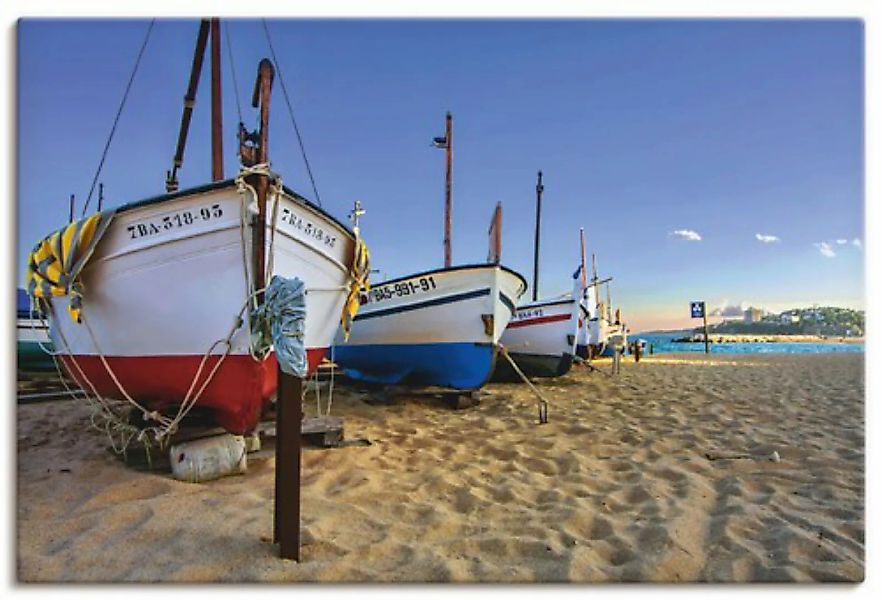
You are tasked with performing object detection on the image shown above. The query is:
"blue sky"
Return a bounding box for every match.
[17,19,864,331]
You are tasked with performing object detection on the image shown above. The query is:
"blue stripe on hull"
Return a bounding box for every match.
[333,342,497,390]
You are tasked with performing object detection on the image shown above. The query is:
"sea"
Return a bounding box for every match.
[634,333,864,355]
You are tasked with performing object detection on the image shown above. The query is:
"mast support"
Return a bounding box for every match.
[166,19,211,193]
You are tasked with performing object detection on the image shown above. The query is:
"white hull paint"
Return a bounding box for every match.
[332,264,527,388]
[17,317,50,345]
[500,295,577,356]
[47,183,353,359]
[337,265,526,348]
[40,180,355,433]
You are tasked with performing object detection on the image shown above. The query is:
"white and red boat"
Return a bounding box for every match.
[44,179,358,434]
[27,21,364,435]
[494,293,580,379]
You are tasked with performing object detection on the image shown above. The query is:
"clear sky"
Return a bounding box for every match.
[17,18,864,332]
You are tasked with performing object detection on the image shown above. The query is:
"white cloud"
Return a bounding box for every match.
[755,233,780,244]
[670,229,702,242]
[853,238,862,247]
[814,241,836,258]
[710,299,747,317]
[835,239,848,245]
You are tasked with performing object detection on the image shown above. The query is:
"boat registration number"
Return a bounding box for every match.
[127,204,223,240]
[359,276,437,305]
[280,207,337,248]
[514,308,544,321]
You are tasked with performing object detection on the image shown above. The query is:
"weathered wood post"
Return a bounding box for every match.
[274,366,303,561]
[703,307,710,354]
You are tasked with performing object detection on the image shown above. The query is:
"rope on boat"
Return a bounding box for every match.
[223,22,244,126]
[497,344,549,424]
[260,19,323,207]
[81,19,156,217]
[44,162,368,455]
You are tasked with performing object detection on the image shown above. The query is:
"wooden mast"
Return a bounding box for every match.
[579,227,587,289]
[166,19,210,193]
[532,170,544,301]
[249,59,274,305]
[210,18,224,181]
[444,112,453,268]
[488,202,502,264]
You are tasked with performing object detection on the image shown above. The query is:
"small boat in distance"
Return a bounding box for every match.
[576,253,627,359]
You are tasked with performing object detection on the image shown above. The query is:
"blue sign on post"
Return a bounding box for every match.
[690,301,705,319]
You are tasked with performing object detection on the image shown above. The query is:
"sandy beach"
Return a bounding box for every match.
[16,352,864,583]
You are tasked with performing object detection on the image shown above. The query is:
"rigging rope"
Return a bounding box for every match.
[223,21,244,126]
[261,19,323,207]
[81,19,156,217]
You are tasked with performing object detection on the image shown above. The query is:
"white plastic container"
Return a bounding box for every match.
[170,434,247,483]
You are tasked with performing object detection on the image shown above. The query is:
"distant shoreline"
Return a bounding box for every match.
[671,333,865,345]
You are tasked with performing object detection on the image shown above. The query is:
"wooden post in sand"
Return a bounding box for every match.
[274,367,303,561]
[703,309,710,355]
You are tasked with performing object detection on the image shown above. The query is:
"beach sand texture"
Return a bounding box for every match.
[17,353,864,583]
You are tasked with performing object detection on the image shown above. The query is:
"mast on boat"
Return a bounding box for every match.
[488,202,502,264]
[433,112,453,268]
[532,170,544,302]
[166,18,225,192]
[579,227,587,290]
[240,59,275,305]
[210,18,223,181]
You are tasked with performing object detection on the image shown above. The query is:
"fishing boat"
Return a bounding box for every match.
[493,173,582,380]
[575,254,627,359]
[25,20,366,435]
[332,113,527,389]
[333,264,526,388]
[494,294,579,379]
[17,288,55,371]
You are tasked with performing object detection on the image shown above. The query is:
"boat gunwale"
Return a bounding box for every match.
[369,263,528,293]
[112,178,355,240]
[514,297,576,311]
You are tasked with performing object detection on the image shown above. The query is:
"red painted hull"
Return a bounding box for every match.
[58,348,327,434]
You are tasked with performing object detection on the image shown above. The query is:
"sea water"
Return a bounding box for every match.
[636,335,864,355]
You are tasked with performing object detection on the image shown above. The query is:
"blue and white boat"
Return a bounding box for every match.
[332,264,527,389]
[17,288,55,371]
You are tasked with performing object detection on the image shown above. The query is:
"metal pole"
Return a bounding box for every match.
[532,171,543,302]
[69,194,75,223]
[274,367,302,561]
[444,111,452,268]
[210,18,224,181]
[97,183,104,212]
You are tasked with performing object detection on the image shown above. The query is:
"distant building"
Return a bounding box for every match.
[780,312,800,324]
[744,307,763,324]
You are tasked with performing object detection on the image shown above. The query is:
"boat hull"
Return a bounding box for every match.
[494,297,578,380]
[17,318,55,371]
[44,180,355,434]
[333,264,526,389]
[333,342,496,389]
